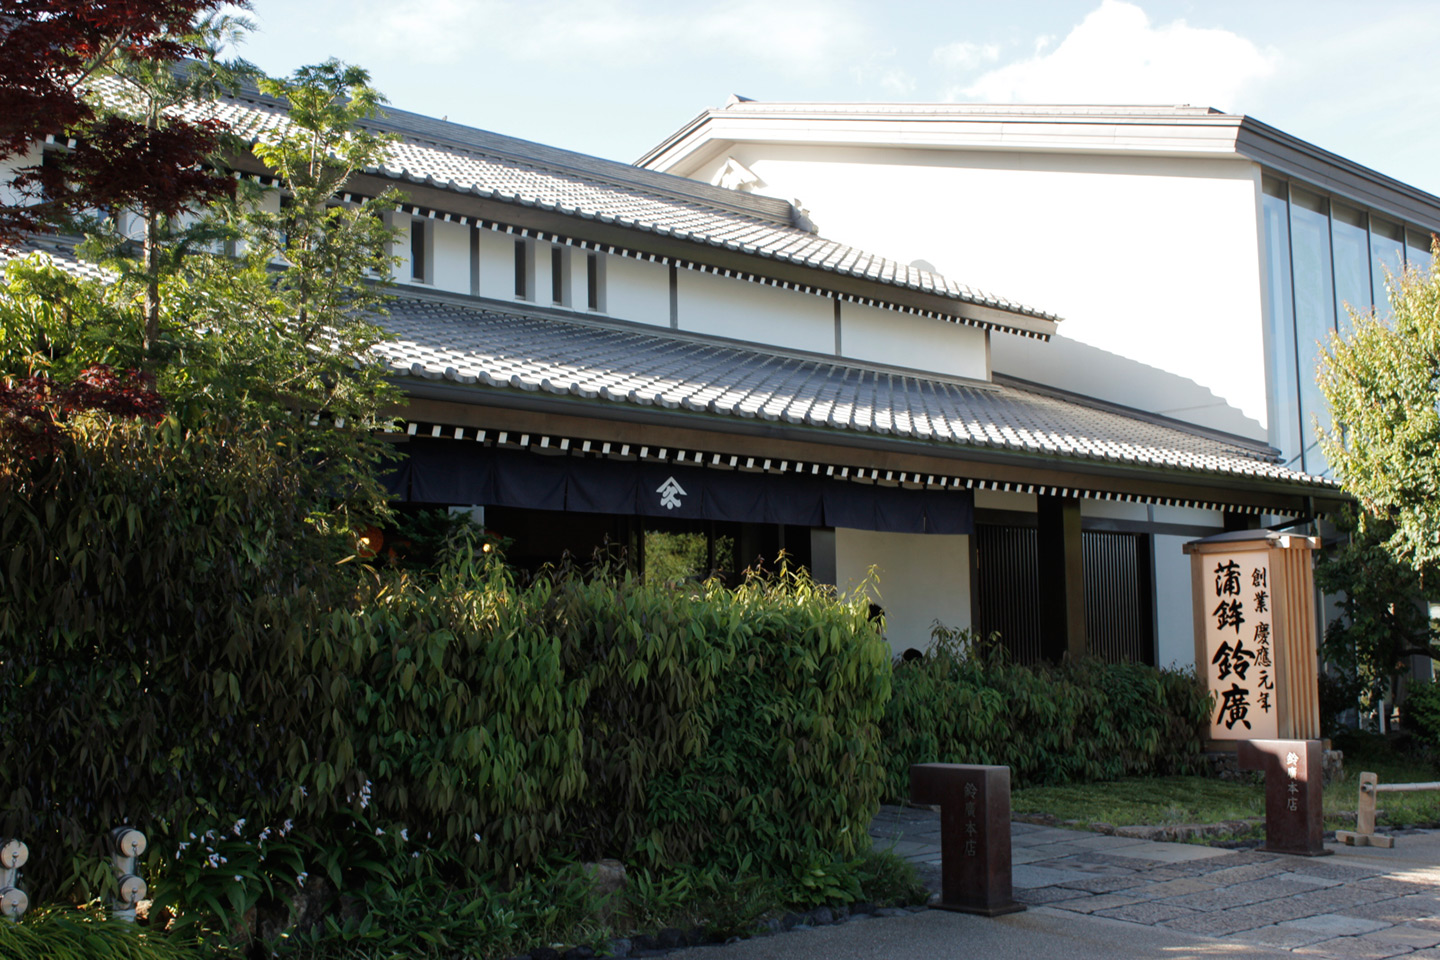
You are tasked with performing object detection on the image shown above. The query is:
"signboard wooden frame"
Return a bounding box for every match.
[1184,530,1321,745]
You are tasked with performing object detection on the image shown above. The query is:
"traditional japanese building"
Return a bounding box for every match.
[7,89,1347,666]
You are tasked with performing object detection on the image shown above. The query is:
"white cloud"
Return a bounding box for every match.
[932,41,1000,71]
[960,0,1277,109]
[332,0,866,76]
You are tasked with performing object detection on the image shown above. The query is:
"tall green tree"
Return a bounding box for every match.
[168,59,403,524]
[1317,244,1440,710]
[1318,244,1440,577]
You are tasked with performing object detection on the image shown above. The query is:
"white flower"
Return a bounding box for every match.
[472,833,482,843]
[258,828,272,843]
[399,828,408,842]
[281,819,294,835]
[296,872,308,887]
[232,819,246,837]
[411,851,421,859]
[374,828,384,836]
[233,875,242,882]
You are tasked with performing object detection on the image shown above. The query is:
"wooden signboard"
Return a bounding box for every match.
[1184,530,1321,744]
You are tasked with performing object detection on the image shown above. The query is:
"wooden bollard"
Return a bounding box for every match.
[910,763,1024,916]
[1237,739,1330,857]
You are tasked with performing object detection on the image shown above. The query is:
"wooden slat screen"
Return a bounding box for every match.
[974,524,1154,664]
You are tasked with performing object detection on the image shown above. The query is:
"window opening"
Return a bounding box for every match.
[551,245,565,304]
[410,219,426,282]
[514,239,528,298]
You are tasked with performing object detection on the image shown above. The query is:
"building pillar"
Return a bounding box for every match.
[1037,495,1086,661]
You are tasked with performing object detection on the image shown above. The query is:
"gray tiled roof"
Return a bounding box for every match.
[146,84,1055,325]
[377,295,1325,487]
[12,238,1322,488]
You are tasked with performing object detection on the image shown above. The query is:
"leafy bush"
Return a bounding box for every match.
[0,408,891,920]
[1403,682,1440,748]
[331,553,891,888]
[881,624,1211,796]
[0,412,354,899]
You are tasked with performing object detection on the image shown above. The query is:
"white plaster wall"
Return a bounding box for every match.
[476,229,515,300]
[973,489,1037,512]
[677,268,833,353]
[431,220,470,294]
[604,255,670,326]
[1154,533,1198,669]
[833,528,971,655]
[1080,499,1149,521]
[0,145,38,209]
[391,217,425,286]
[710,144,1269,429]
[840,300,988,378]
[1152,504,1225,528]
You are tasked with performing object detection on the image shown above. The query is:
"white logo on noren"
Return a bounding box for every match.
[657,476,687,510]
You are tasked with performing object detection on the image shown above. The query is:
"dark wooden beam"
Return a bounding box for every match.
[392,387,1348,515]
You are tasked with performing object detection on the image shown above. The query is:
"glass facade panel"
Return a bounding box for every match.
[1407,229,1432,276]
[1370,219,1405,317]
[1261,180,1300,468]
[1288,188,1335,474]
[1331,204,1370,335]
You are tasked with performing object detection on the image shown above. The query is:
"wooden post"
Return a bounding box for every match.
[1337,771,1395,847]
[1237,739,1330,857]
[910,763,1024,917]
[1037,495,1086,662]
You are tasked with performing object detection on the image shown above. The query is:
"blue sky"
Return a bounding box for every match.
[236,0,1440,195]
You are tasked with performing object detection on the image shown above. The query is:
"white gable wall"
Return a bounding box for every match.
[689,144,1269,430]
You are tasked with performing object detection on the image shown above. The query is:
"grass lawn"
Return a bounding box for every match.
[1009,733,1440,838]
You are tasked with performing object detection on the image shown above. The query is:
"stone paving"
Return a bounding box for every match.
[871,804,1440,959]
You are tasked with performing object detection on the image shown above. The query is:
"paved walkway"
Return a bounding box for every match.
[868,804,1440,958]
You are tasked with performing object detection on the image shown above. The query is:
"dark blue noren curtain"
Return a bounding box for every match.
[397,439,971,534]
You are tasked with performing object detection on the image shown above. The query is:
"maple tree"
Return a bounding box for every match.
[0,1,254,355]
[0,1,238,229]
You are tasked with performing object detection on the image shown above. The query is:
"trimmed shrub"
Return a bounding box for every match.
[881,625,1211,796]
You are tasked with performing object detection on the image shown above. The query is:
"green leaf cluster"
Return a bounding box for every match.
[880,624,1211,796]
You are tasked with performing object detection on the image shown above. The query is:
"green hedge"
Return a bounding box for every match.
[0,414,892,904]
[333,554,892,884]
[0,414,346,899]
[881,626,1211,796]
